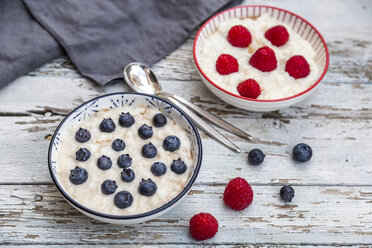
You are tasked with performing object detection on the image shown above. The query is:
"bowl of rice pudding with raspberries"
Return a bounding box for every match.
[193,5,329,111]
[48,93,202,224]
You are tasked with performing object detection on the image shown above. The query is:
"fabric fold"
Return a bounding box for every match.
[0,0,241,89]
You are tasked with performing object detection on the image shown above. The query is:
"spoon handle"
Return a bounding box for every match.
[165,94,252,140]
[164,95,241,153]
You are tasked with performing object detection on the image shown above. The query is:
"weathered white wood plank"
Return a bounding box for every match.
[24,35,372,85]
[0,115,371,185]
[1,185,371,245]
[23,0,372,84]
[0,0,371,246]
[0,76,371,119]
[3,246,365,248]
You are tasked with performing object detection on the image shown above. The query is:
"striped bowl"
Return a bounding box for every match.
[193,5,329,112]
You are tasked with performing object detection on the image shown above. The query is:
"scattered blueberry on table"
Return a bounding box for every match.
[114,191,133,209]
[121,168,135,182]
[171,158,187,174]
[151,162,167,176]
[138,178,157,196]
[75,148,91,161]
[280,185,295,202]
[97,155,112,170]
[141,142,157,158]
[112,139,126,151]
[75,127,91,143]
[293,143,312,162]
[99,118,116,132]
[153,113,167,127]
[138,124,153,139]
[117,154,132,168]
[69,166,88,185]
[163,135,181,152]
[248,148,265,166]
[101,180,118,195]
[119,112,135,127]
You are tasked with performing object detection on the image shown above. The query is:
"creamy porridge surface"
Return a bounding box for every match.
[199,13,319,100]
[56,105,194,215]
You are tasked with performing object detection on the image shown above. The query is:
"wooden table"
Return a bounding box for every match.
[1,0,371,246]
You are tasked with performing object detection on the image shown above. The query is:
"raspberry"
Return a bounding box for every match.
[216,54,239,75]
[189,213,219,241]
[237,79,261,99]
[285,55,310,79]
[265,25,289,47]
[227,25,252,47]
[223,177,253,211]
[249,46,277,72]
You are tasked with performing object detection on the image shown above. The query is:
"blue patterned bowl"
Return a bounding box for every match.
[48,92,202,224]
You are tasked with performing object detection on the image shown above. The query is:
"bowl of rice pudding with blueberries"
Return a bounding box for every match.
[193,5,329,111]
[48,92,202,224]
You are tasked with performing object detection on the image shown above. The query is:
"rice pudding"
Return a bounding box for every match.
[56,105,194,215]
[199,13,319,100]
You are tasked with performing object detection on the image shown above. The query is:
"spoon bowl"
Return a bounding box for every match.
[124,62,161,95]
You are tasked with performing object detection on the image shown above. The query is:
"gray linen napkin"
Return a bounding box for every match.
[0,0,241,89]
[0,0,64,89]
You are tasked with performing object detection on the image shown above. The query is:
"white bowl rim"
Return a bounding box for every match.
[193,5,330,103]
[48,92,203,220]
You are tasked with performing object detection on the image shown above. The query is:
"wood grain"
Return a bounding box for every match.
[0,113,371,185]
[1,184,371,245]
[1,0,371,246]
[0,76,371,118]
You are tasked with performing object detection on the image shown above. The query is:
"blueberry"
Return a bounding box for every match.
[138,124,153,139]
[112,139,126,151]
[280,185,295,202]
[75,128,91,143]
[69,166,88,185]
[101,180,118,195]
[114,191,133,209]
[97,155,112,170]
[153,113,167,127]
[121,168,135,182]
[138,178,157,196]
[170,158,187,174]
[248,149,265,165]
[151,162,167,176]
[162,135,181,152]
[141,142,157,158]
[119,112,135,127]
[75,148,91,161]
[117,154,132,168]
[99,118,116,133]
[293,143,312,162]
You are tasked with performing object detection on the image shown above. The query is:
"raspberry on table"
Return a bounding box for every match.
[227,25,252,47]
[265,25,289,47]
[189,213,219,241]
[216,54,239,75]
[223,177,253,211]
[237,79,261,99]
[249,46,277,72]
[285,55,310,79]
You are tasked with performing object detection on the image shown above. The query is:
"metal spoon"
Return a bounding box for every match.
[124,62,252,139]
[124,62,250,152]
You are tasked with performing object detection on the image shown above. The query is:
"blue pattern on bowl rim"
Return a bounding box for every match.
[48,92,202,220]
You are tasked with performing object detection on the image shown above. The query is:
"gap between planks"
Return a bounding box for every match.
[2,182,372,187]
[3,242,372,246]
